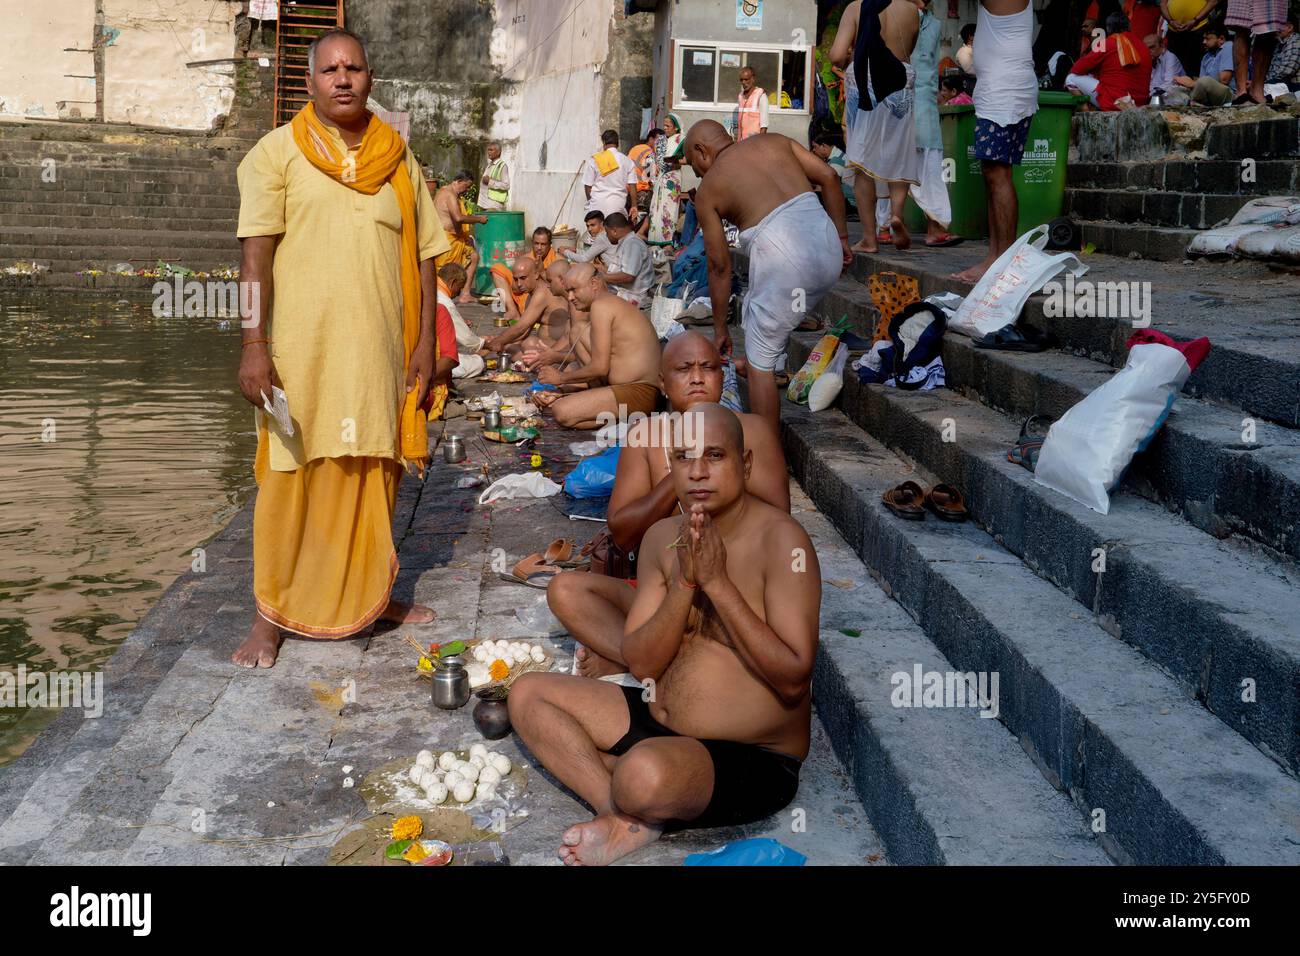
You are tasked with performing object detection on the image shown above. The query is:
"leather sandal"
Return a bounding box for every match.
[924,483,969,522]
[882,480,927,520]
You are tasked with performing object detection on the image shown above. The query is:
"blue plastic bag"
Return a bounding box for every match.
[683,838,806,867]
[563,445,620,499]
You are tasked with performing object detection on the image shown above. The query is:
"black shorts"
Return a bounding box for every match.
[601,685,801,830]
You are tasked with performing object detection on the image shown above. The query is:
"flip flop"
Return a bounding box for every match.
[924,233,964,247]
[876,229,893,245]
[924,483,969,522]
[1007,415,1051,473]
[510,553,565,581]
[543,538,574,564]
[973,323,1052,352]
[497,571,553,590]
[882,480,927,520]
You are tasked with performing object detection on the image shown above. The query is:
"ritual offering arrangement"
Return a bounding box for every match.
[484,370,528,384]
[405,744,517,807]
[411,637,552,695]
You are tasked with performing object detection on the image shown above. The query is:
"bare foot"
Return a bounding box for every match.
[557,812,662,866]
[232,614,284,668]
[890,215,911,251]
[378,600,436,624]
[457,292,475,303]
[574,644,626,679]
[951,258,994,284]
[850,239,878,254]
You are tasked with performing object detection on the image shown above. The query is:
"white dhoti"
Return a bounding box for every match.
[845,62,921,186]
[737,192,842,372]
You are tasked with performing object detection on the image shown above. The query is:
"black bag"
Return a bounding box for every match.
[581,529,638,580]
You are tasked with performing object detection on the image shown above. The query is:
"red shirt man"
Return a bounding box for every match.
[1072,29,1152,110]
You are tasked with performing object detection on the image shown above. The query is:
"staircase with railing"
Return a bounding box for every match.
[274,2,346,127]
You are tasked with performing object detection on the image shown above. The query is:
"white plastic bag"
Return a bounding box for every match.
[650,291,686,338]
[477,472,562,505]
[1033,343,1191,515]
[807,344,849,412]
[1186,223,1271,257]
[950,225,1087,338]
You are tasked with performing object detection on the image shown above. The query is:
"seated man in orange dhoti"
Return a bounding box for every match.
[490,227,559,318]
[232,27,452,668]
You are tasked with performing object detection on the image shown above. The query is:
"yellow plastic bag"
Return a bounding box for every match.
[786,316,850,405]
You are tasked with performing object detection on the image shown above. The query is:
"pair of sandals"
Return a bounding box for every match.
[500,538,583,588]
[882,481,969,522]
[875,229,964,247]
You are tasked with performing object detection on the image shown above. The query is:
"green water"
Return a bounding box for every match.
[0,292,257,764]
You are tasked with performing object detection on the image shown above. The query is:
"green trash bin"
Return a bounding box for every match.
[909,91,1083,239]
[472,210,526,296]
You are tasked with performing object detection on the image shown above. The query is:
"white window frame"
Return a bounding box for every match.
[673,38,811,116]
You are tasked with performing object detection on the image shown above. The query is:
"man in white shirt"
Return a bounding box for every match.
[564,209,621,271]
[479,141,510,211]
[601,212,654,308]
[581,129,638,218]
[1145,32,1185,98]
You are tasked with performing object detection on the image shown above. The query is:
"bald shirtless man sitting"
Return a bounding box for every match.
[522,260,591,370]
[686,119,852,435]
[548,331,789,678]
[482,256,568,356]
[509,404,821,865]
[535,264,661,429]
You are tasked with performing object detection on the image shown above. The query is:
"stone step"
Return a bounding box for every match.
[795,489,1109,864]
[4,194,241,214]
[833,246,1300,428]
[2,226,238,249]
[1065,187,1246,231]
[787,333,1300,775]
[1077,219,1201,261]
[1073,108,1300,162]
[814,280,1300,561]
[781,399,1300,864]
[0,167,242,192]
[1068,158,1300,195]
[0,140,247,170]
[5,212,238,233]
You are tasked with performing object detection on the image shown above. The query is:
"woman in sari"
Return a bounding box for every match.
[647,113,684,247]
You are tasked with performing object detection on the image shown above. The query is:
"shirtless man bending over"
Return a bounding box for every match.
[434,172,487,304]
[523,260,591,370]
[482,256,567,356]
[535,263,660,429]
[687,120,852,435]
[549,331,790,677]
[509,404,821,865]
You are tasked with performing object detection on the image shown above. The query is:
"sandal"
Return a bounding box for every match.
[882,480,927,520]
[924,483,969,522]
[973,323,1052,352]
[497,571,554,589]
[1007,415,1052,473]
[923,233,964,247]
[876,229,893,245]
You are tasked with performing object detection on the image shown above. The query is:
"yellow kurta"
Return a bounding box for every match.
[237,120,450,637]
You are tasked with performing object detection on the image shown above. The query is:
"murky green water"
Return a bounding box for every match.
[0,292,256,763]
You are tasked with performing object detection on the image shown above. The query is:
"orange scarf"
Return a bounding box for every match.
[1114,32,1140,68]
[290,102,439,473]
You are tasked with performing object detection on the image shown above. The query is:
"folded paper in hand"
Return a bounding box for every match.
[260,387,294,437]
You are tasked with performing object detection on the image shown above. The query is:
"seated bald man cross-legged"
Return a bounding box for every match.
[548,330,790,678]
[522,260,590,370]
[534,263,661,430]
[483,255,568,357]
[509,404,821,866]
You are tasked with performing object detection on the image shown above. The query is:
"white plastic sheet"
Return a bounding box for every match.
[477,472,562,505]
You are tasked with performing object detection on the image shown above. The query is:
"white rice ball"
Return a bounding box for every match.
[489,753,511,776]
[475,781,496,802]
[443,770,464,789]
[438,751,457,771]
[453,780,474,803]
[470,743,489,759]
[424,782,448,805]
[478,765,501,787]
[415,750,435,770]
[472,646,488,662]
[458,762,479,783]
[409,764,427,784]
[530,645,546,663]
[469,754,486,769]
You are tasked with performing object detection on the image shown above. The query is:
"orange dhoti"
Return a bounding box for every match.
[435,225,474,269]
[252,428,403,637]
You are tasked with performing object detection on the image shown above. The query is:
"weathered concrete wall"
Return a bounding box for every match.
[102,0,238,129]
[1,0,239,129]
[0,1,96,120]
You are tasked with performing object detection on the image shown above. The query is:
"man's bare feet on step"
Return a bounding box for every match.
[951,257,994,284]
[557,812,662,866]
[378,600,436,624]
[457,291,475,303]
[850,238,878,254]
[574,644,625,679]
[890,215,911,251]
[232,614,284,668]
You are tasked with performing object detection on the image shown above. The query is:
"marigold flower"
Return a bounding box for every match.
[489,659,510,681]
[392,815,423,842]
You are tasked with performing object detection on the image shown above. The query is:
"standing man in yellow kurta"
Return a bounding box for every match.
[232,28,451,668]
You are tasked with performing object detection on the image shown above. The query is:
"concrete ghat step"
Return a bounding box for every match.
[827,247,1300,428]
[814,280,1300,561]
[1078,220,1202,262]
[787,334,1300,775]
[1065,187,1245,231]
[781,401,1300,864]
[1068,158,1300,195]
[795,488,1108,865]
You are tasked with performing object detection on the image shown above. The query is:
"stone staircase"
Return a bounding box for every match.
[1065,106,1300,261]
[741,237,1300,865]
[0,57,275,289]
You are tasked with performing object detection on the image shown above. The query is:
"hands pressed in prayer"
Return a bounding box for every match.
[687,504,727,591]
[674,512,697,588]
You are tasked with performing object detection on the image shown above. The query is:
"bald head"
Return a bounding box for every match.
[545,259,570,294]
[512,255,536,277]
[676,402,744,457]
[682,120,734,177]
[662,330,718,368]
